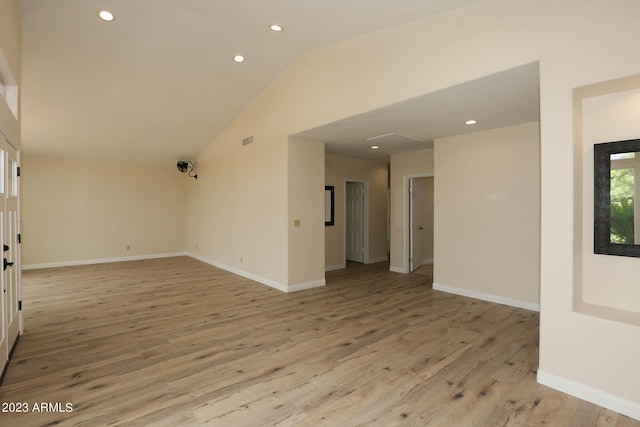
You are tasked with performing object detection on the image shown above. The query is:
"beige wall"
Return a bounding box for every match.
[579,83,640,319]
[21,157,187,267]
[185,121,289,286]
[434,122,540,306]
[419,177,434,264]
[389,148,434,272]
[324,154,389,270]
[180,0,640,412]
[9,0,640,415]
[0,0,20,145]
[288,138,325,288]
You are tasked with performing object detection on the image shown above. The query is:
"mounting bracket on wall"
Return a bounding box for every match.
[177,160,198,179]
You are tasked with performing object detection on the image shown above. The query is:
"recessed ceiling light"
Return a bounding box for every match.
[234,55,245,63]
[370,145,380,150]
[465,119,478,125]
[270,24,283,32]
[98,10,114,22]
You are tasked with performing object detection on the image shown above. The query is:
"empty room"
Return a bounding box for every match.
[1,0,640,425]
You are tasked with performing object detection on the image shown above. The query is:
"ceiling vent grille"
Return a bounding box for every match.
[242,136,254,146]
[365,132,423,145]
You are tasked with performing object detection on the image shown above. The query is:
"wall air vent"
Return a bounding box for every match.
[242,136,254,146]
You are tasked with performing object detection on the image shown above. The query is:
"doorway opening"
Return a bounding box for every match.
[407,175,434,275]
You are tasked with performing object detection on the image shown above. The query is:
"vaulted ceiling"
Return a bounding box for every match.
[20,0,532,166]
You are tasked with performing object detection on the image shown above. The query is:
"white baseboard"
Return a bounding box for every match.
[365,256,389,264]
[421,258,433,265]
[188,253,324,293]
[432,282,540,312]
[22,252,189,270]
[389,265,408,273]
[537,369,640,421]
[325,263,346,272]
[327,256,388,271]
[287,279,326,292]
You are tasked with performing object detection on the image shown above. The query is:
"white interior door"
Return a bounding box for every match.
[0,141,7,369]
[409,178,422,272]
[346,182,364,263]
[3,141,19,356]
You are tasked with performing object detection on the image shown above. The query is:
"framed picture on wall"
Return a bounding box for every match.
[325,186,335,226]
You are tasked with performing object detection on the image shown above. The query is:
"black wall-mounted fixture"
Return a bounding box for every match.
[177,160,198,179]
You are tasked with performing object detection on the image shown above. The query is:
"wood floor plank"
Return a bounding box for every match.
[0,257,637,426]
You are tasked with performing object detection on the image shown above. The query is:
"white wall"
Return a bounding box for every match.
[433,122,540,309]
[324,154,388,271]
[21,157,187,267]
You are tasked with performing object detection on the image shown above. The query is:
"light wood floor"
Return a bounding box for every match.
[412,263,433,278]
[1,257,638,426]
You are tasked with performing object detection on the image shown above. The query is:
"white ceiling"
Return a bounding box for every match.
[19,0,492,165]
[295,62,540,162]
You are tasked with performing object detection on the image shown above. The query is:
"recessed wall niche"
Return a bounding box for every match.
[574,75,640,325]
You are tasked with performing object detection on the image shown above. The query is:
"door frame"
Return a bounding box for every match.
[4,140,20,341]
[403,173,434,273]
[344,179,368,263]
[0,136,20,384]
[16,147,21,335]
[409,177,422,272]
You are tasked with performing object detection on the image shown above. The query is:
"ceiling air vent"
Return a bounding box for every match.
[365,132,423,145]
[242,136,254,146]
